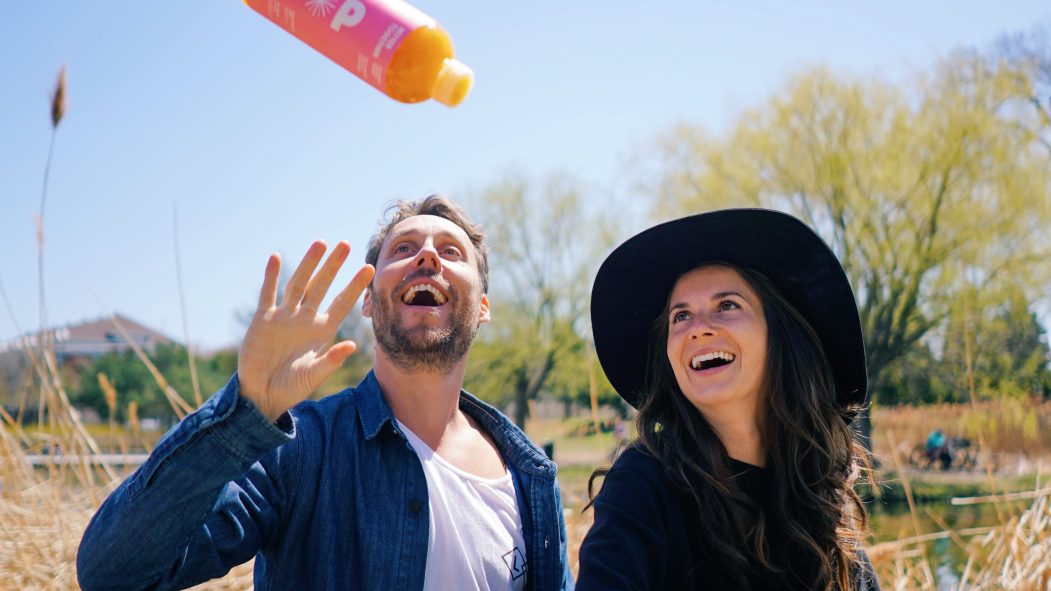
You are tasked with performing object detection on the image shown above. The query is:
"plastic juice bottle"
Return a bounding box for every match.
[244,0,473,107]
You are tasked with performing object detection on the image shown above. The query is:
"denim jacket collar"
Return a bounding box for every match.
[354,370,556,478]
[355,370,395,441]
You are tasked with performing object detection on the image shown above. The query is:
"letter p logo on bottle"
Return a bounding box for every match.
[331,0,366,31]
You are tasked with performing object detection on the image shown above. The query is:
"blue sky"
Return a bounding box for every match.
[2,1,1048,351]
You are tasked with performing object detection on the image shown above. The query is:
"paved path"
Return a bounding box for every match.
[24,453,148,466]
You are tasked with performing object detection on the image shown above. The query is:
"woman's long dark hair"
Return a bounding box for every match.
[587,264,870,590]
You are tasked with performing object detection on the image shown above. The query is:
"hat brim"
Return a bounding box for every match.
[590,209,867,412]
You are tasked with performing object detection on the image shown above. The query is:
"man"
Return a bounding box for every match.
[77,195,573,590]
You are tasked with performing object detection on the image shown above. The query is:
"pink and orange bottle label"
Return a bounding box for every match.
[245,0,432,91]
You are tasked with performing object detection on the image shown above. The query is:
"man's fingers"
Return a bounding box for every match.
[282,240,327,307]
[308,340,358,389]
[257,253,282,312]
[326,264,376,325]
[324,340,358,367]
[301,241,351,311]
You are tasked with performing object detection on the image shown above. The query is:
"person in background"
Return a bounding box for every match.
[925,429,954,469]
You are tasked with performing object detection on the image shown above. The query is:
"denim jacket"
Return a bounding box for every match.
[77,371,574,591]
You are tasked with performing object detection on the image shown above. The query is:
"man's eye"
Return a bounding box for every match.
[443,247,463,257]
[394,244,413,254]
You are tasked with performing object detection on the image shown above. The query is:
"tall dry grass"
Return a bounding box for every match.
[872,400,1051,473]
[864,486,1051,589]
[0,329,255,589]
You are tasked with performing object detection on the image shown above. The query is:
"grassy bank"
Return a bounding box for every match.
[863,471,1042,505]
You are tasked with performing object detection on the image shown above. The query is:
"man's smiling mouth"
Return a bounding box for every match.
[401,283,448,306]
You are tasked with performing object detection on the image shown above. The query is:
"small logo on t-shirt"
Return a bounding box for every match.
[502,547,527,580]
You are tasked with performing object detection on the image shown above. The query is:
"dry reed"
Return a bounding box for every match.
[867,485,1051,590]
[0,339,255,589]
[873,400,1051,467]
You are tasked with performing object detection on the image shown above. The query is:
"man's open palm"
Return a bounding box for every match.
[238,240,375,421]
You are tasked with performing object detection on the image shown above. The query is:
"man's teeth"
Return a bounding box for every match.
[401,284,448,305]
[690,351,735,370]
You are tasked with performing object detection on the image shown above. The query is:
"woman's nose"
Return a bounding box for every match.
[688,315,717,339]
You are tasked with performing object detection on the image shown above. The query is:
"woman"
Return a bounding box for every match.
[577,209,880,590]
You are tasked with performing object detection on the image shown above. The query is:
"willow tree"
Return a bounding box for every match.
[464,173,620,427]
[638,47,1051,442]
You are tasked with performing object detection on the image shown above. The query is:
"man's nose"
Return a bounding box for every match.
[414,241,442,271]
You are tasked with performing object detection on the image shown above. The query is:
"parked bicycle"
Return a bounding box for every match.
[908,432,979,471]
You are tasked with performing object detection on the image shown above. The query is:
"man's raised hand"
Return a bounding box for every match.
[238,240,375,421]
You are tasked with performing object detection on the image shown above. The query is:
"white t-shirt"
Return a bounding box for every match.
[397,421,528,591]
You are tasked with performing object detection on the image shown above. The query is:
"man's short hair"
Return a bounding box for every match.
[366,194,490,294]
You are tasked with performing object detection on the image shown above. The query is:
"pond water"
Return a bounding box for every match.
[868,498,1028,586]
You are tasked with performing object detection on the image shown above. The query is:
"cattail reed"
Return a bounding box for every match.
[50,66,66,128]
[36,65,67,429]
[98,372,117,432]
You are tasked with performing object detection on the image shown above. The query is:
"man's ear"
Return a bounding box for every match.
[361,287,373,318]
[478,293,491,324]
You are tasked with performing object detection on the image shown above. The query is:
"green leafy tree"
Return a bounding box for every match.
[941,287,1051,401]
[635,42,1051,441]
[0,351,31,410]
[74,343,229,424]
[870,340,953,406]
[465,172,621,426]
[203,347,239,379]
[316,306,376,396]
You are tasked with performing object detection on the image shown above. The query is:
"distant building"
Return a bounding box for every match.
[0,314,176,362]
[0,315,177,410]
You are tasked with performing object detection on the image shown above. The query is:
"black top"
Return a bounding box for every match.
[576,445,881,590]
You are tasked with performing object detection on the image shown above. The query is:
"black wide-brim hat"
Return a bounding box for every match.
[591,208,867,414]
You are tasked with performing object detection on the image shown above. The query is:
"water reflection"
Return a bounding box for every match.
[868,500,1000,543]
[936,564,959,591]
[868,499,1029,586]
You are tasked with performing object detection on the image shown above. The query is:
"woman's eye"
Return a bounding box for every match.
[717,300,740,311]
[671,310,690,324]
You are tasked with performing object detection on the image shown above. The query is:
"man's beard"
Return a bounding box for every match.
[370,274,480,374]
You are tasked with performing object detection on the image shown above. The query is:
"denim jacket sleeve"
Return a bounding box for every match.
[77,374,297,591]
[556,479,576,591]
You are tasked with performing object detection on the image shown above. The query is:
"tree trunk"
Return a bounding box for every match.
[513,369,530,428]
